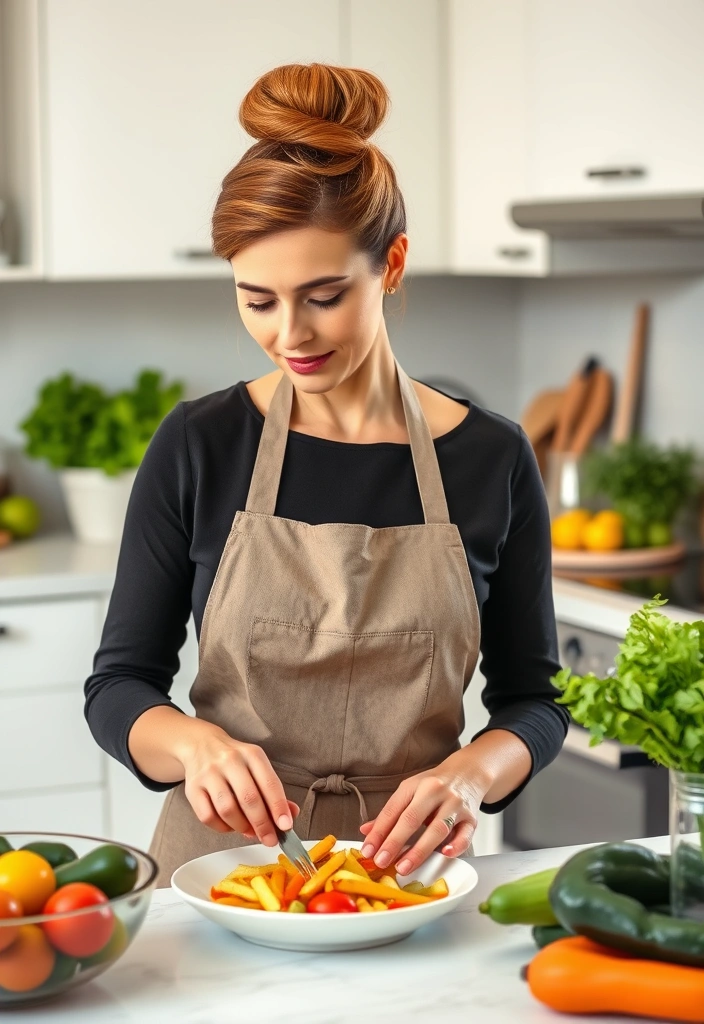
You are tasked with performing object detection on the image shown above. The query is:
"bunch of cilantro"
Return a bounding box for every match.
[20,369,183,476]
[553,597,704,774]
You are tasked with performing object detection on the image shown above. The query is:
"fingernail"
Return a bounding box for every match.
[375,850,391,869]
[277,814,293,830]
[396,858,412,875]
[361,844,374,858]
[442,844,453,855]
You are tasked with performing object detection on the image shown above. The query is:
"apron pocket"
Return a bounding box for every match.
[246,618,434,776]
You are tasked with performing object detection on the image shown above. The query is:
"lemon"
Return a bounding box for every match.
[0,495,41,539]
[582,509,624,552]
[551,510,591,550]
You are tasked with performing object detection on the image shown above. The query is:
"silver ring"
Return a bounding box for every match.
[442,814,457,832]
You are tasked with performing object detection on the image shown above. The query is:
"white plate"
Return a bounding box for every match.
[171,839,478,952]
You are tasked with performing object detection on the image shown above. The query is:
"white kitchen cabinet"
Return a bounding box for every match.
[41,0,341,279]
[526,0,704,199]
[348,1,448,273]
[449,0,547,276]
[0,594,102,692]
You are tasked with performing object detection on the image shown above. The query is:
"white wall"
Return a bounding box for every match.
[517,272,704,447]
[0,275,519,530]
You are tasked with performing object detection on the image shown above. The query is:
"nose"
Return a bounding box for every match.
[277,302,314,353]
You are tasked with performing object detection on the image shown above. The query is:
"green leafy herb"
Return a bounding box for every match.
[582,439,699,527]
[20,369,183,476]
[552,597,704,773]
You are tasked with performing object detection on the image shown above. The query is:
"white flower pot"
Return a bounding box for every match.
[59,468,138,544]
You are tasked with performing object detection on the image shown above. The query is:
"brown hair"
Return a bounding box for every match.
[211,63,406,278]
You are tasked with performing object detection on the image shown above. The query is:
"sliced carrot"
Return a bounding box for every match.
[283,872,305,903]
[270,866,287,900]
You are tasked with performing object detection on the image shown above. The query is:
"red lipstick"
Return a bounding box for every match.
[285,352,333,375]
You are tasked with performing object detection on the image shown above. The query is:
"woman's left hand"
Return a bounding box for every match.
[358,749,491,875]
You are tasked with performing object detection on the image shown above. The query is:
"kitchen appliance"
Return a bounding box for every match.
[503,619,670,851]
[511,193,704,239]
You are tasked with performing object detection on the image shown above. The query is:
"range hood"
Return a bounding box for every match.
[511,193,704,239]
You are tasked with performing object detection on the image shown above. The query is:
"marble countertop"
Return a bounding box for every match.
[5,835,670,1024]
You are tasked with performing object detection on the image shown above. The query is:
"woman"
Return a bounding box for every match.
[85,63,568,887]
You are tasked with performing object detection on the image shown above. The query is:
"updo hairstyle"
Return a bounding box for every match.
[211,63,407,279]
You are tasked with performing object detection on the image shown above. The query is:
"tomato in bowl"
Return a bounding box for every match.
[0,832,158,1006]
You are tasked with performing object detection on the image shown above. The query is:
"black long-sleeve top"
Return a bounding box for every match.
[84,380,569,813]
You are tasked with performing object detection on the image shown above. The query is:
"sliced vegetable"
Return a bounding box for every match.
[250,875,280,912]
[549,842,704,967]
[21,841,77,869]
[299,851,347,899]
[332,878,434,905]
[283,872,305,904]
[54,844,138,899]
[526,935,704,1023]
[0,850,55,915]
[308,835,337,863]
[287,900,307,913]
[307,892,358,914]
[478,868,559,926]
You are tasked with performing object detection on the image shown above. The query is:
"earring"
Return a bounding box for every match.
[386,286,396,295]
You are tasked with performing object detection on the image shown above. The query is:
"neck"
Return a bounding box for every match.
[289,332,406,443]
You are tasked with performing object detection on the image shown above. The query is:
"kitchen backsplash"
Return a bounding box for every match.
[0,276,518,531]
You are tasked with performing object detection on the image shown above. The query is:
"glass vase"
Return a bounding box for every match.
[670,770,704,922]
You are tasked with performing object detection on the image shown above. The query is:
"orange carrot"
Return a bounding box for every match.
[283,872,305,903]
[527,936,704,1023]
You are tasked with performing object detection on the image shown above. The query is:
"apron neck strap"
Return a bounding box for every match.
[245,360,451,525]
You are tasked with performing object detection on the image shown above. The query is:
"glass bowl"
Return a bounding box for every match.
[0,832,158,1006]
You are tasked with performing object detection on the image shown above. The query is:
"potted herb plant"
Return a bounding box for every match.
[19,369,183,543]
[581,439,700,548]
[554,597,704,921]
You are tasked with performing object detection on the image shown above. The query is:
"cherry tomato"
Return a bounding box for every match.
[0,924,55,992]
[0,890,24,952]
[0,851,55,915]
[42,883,114,958]
[306,892,358,914]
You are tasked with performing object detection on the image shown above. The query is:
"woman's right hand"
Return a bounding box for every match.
[177,721,298,847]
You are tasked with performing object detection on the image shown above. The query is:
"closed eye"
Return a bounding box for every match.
[245,292,345,314]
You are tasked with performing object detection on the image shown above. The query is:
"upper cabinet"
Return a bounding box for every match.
[39,0,448,279]
[347,1,447,273]
[527,0,704,199]
[449,0,547,276]
[42,0,341,279]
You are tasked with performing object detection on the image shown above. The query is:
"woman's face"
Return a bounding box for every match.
[231,227,399,394]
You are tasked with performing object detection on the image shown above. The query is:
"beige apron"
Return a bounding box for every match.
[150,361,480,885]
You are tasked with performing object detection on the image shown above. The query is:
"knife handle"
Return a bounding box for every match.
[551,357,599,453]
[569,367,614,456]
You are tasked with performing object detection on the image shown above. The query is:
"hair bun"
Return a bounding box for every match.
[239,63,389,170]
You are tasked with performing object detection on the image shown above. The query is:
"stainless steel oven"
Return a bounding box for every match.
[503,621,669,850]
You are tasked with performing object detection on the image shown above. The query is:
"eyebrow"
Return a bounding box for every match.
[236,275,350,295]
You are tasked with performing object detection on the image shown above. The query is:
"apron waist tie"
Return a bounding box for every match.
[271,760,433,840]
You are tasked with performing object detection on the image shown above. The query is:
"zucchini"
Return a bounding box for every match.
[55,844,138,899]
[479,867,559,926]
[0,837,13,856]
[21,841,77,868]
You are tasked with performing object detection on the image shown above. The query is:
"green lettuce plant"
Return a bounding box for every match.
[553,597,704,847]
[20,369,183,476]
